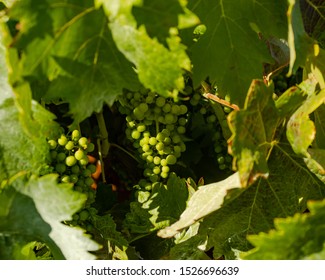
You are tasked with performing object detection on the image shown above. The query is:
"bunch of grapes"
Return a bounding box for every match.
[187,89,233,171]
[47,130,97,229]
[117,90,188,187]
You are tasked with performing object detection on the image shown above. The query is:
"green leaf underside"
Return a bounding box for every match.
[198,144,325,258]
[243,199,325,259]
[158,172,241,238]
[0,175,100,260]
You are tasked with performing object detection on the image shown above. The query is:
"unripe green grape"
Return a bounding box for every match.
[217,156,225,164]
[163,146,172,154]
[75,149,85,161]
[150,174,159,183]
[138,103,149,113]
[172,134,181,144]
[161,129,170,137]
[214,145,223,153]
[65,141,75,151]
[140,136,149,146]
[75,186,83,192]
[157,115,165,123]
[153,156,161,165]
[156,142,164,151]
[200,107,207,114]
[146,155,154,163]
[177,126,186,134]
[48,139,57,150]
[165,113,174,124]
[162,166,170,173]
[166,154,177,165]
[85,177,94,187]
[66,155,77,166]
[61,175,70,183]
[82,169,92,177]
[146,96,154,104]
[86,142,95,153]
[55,163,66,173]
[71,130,80,141]
[174,145,182,154]
[78,137,88,149]
[162,103,171,113]
[137,123,146,132]
[131,130,141,140]
[143,168,152,177]
[79,210,90,221]
[207,115,216,123]
[153,166,160,175]
[149,137,157,146]
[179,104,188,114]
[161,172,169,179]
[142,144,150,153]
[58,135,68,146]
[178,118,187,126]
[163,137,171,145]
[213,131,221,140]
[160,159,168,166]
[71,165,80,174]
[180,142,186,152]
[76,179,85,187]
[156,132,165,142]
[79,156,89,166]
[153,106,162,114]
[156,96,166,107]
[219,164,227,170]
[143,131,150,137]
[70,174,79,183]
[133,107,144,120]
[87,164,97,174]
[166,124,175,131]
[57,152,66,162]
[171,104,180,115]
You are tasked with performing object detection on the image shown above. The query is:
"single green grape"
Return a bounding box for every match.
[131,130,141,140]
[58,135,68,146]
[166,154,177,165]
[55,163,66,173]
[66,155,77,166]
[79,156,89,166]
[71,130,80,141]
[86,142,95,153]
[79,210,90,221]
[75,149,85,161]
[78,137,88,149]
[71,165,80,174]
[87,164,97,174]
[65,141,75,151]
[156,96,166,107]
[48,139,57,150]
[57,152,66,162]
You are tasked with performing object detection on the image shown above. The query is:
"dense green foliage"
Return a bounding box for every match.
[0,0,324,260]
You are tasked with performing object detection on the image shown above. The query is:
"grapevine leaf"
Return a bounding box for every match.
[158,172,241,238]
[228,80,279,187]
[0,174,100,259]
[132,0,184,44]
[187,0,287,106]
[9,0,140,123]
[300,0,325,48]
[0,27,13,104]
[199,144,325,259]
[126,173,188,234]
[91,214,129,260]
[287,0,315,75]
[97,0,191,98]
[0,98,60,182]
[314,105,325,149]
[242,199,325,260]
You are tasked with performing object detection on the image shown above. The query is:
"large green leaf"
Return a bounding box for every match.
[8,0,140,124]
[242,199,325,259]
[0,98,60,182]
[187,0,288,107]
[198,144,325,259]
[0,174,100,259]
[227,80,279,187]
[97,0,191,98]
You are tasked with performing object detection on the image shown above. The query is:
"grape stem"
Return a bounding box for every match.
[201,81,240,111]
[95,112,110,158]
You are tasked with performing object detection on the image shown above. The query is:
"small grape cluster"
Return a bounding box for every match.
[118,90,188,185]
[188,90,232,171]
[47,130,97,229]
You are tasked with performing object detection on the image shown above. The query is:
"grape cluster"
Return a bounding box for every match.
[47,130,97,229]
[187,89,233,171]
[118,90,188,185]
